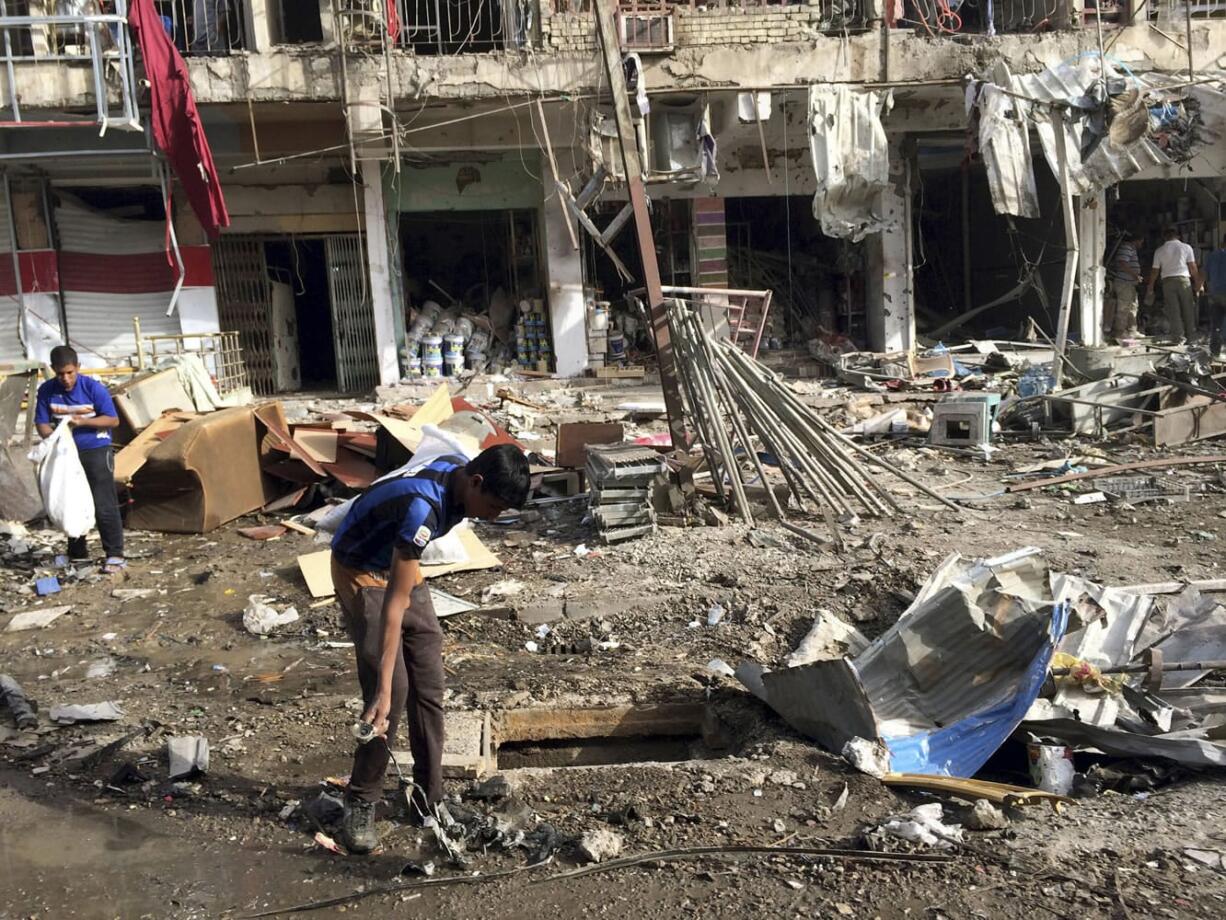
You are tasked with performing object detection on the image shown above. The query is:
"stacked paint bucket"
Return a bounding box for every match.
[516,311,550,371]
[421,334,444,378]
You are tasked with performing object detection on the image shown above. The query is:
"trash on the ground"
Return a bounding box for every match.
[49,701,125,724]
[706,603,726,627]
[481,579,525,603]
[167,735,210,779]
[85,658,117,679]
[706,658,736,678]
[873,803,963,848]
[966,799,1010,831]
[242,595,300,635]
[577,828,624,863]
[842,737,890,778]
[34,576,61,596]
[784,609,869,668]
[6,605,71,632]
[0,674,38,729]
[314,831,345,855]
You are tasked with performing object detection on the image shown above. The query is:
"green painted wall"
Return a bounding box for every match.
[386,154,543,213]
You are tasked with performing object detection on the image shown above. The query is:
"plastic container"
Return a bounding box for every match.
[443,334,465,358]
[607,331,626,361]
[454,316,475,340]
[444,353,465,376]
[1028,743,1074,795]
[590,302,609,332]
[422,352,443,378]
[406,355,422,377]
[422,335,443,360]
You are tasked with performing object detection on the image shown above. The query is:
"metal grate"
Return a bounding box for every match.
[1094,475,1191,504]
[157,0,247,54]
[213,236,276,396]
[391,0,528,54]
[144,330,250,395]
[326,233,379,394]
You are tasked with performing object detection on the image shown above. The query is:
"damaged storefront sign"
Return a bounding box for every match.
[743,548,1068,777]
[808,85,893,242]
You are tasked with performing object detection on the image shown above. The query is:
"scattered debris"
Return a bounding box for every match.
[167,736,210,779]
[49,702,125,724]
[577,828,625,863]
[6,605,71,632]
[242,595,301,635]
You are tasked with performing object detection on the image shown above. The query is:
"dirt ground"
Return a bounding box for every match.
[3,380,1226,919]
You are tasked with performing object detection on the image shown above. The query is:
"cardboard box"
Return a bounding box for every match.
[555,422,624,469]
[126,404,284,533]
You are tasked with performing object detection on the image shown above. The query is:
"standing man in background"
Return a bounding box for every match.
[1145,226,1201,343]
[34,345,126,574]
[1104,230,1143,341]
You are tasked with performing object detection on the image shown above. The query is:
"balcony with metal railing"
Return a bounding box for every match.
[389,0,533,53]
[0,0,141,128]
[156,0,247,54]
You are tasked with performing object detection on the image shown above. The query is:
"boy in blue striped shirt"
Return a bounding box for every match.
[330,444,530,853]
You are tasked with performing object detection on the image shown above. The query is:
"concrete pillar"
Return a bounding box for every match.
[866,136,914,352]
[543,151,588,377]
[360,159,401,385]
[318,0,337,44]
[247,0,273,50]
[1078,192,1106,347]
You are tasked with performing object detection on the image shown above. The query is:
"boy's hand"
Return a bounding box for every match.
[362,691,392,737]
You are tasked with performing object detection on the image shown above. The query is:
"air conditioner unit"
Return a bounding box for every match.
[617,9,674,51]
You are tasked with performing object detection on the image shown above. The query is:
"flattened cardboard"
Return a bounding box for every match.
[126,405,282,533]
[298,549,335,598]
[320,446,377,488]
[556,422,624,469]
[254,404,328,478]
[113,413,195,484]
[292,428,339,463]
[347,383,454,454]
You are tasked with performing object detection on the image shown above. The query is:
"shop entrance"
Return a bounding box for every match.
[399,209,545,371]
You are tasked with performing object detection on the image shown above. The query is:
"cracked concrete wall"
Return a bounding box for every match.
[7,21,1226,119]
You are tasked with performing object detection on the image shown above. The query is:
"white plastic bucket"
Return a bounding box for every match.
[422,335,443,360]
[608,332,626,360]
[591,302,609,332]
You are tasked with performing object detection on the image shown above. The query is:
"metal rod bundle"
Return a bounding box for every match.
[665,300,962,546]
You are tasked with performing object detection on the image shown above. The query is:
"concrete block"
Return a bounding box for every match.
[929,402,991,447]
[516,600,565,625]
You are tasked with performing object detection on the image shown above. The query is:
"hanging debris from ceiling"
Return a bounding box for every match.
[808,85,894,242]
[969,54,1218,217]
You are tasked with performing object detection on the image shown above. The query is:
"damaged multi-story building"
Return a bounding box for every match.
[1,0,1224,390]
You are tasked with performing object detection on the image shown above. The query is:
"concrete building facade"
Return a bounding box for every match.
[1,0,1225,386]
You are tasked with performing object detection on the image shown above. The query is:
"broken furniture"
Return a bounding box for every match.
[585,443,664,543]
[928,395,997,447]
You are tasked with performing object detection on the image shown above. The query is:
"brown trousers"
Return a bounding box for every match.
[332,558,445,808]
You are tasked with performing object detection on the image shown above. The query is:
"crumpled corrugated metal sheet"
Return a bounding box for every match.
[758,548,1068,777]
[808,85,893,242]
[970,55,1221,214]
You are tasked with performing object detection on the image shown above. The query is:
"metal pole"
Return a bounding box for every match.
[592,0,687,450]
[1052,110,1079,390]
[3,171,28,359]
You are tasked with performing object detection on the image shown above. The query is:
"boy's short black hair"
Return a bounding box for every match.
[466,444,531,509]
[49,345,78,369]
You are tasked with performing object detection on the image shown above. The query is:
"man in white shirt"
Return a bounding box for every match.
[1145,226,1201,342]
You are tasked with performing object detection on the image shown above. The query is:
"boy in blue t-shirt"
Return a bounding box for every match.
[330,443,530,854]
[34,345,125,573]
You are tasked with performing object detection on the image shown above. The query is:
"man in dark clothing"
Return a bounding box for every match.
[33,345,125,574]
[330,444,530,854]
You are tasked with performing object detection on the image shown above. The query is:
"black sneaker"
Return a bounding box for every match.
[338,798,378,854]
